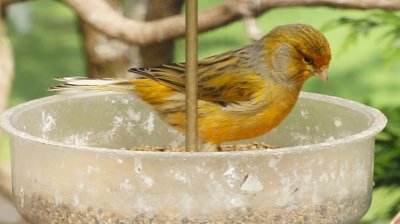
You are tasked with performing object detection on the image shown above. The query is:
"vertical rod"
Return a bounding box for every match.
[185,0,198,152]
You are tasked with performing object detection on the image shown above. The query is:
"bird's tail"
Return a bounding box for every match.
[49,77,135,92]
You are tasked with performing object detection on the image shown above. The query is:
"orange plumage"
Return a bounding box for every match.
[51,24,331,150]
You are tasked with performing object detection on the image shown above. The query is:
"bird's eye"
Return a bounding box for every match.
[303,56,313,64]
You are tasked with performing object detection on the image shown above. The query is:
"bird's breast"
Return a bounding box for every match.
[198,87,301,143]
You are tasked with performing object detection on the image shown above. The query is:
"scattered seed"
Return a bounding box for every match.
[17,193,367,223]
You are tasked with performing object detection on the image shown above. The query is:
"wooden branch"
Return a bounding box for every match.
[78,0,133,78]
[392,211,400,224]
[63,0,400,45]
[0,17,14,145]
[0,9,14,204]
[138,0,184,67]
[244,16,262,41]
[267,0,400,10]
[0,164,12,202]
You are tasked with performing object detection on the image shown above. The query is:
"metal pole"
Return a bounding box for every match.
[185,0,198,152]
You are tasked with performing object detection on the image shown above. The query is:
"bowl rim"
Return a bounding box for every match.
[0,91,387,158]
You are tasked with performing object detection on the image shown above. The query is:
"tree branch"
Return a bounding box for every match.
[392,211,400,224]
[244,16,262,41]
[269,0,400,10]
[0,164,12,202]
[0,7,14,205]
[63,0,400,45]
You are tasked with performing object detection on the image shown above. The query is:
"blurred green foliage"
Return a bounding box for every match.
[375,106,400,187]
[323,11,400,60]
[324,11,400,221]
[6,0,85,107]
[2,0,400,223]
[374,106,400,219]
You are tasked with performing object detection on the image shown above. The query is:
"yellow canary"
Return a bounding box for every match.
[51,24,331,150]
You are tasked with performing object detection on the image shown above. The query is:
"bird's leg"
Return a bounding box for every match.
[217,144,223,152]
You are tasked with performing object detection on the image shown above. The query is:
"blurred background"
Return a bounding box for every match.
[0,0,399,223]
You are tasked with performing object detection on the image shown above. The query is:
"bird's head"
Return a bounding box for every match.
[263,24,331,86]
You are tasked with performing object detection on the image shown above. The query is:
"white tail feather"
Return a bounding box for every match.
[49,77,134,92]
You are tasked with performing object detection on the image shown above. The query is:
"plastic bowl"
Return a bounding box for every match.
[1,92,386,223]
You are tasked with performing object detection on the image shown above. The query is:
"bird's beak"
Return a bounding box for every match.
[314,68,328,81]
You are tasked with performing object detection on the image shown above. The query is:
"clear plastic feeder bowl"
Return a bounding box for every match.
[1,92,386,223]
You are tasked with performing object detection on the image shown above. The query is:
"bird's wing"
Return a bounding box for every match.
[129,50,265,104]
